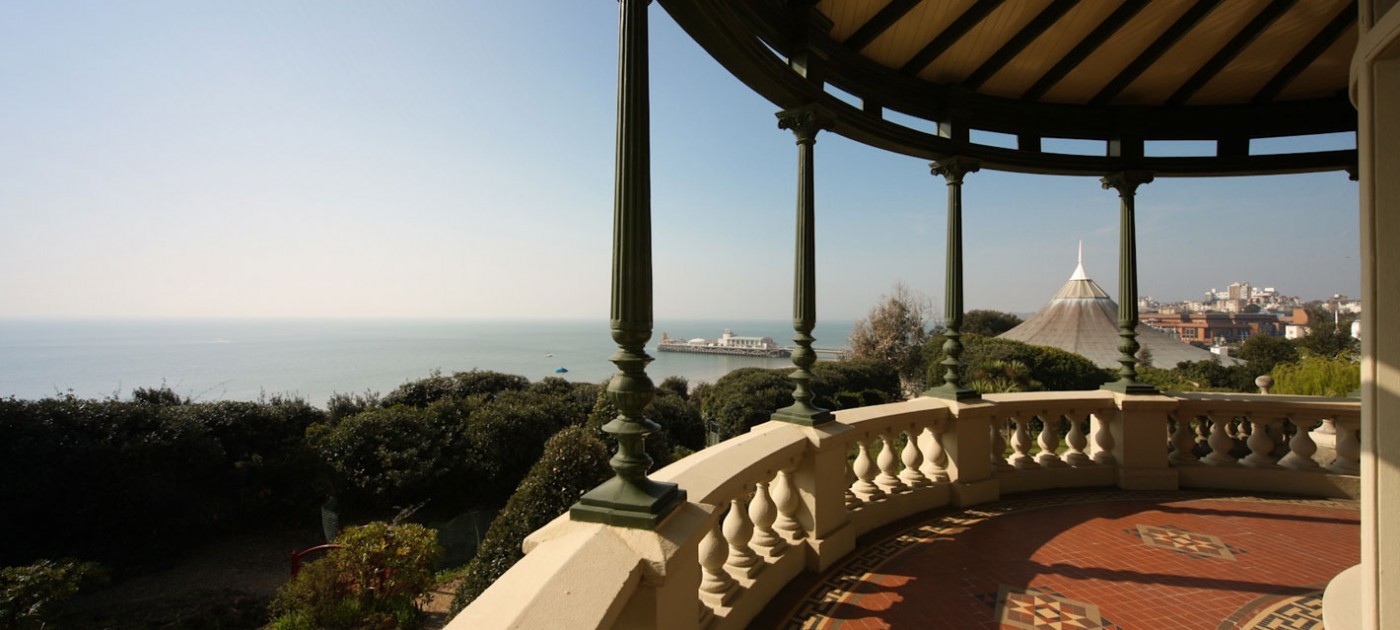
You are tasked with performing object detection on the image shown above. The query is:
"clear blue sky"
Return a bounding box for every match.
[0,2,1360,321]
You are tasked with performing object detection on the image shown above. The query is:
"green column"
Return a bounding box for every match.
[570,0,685,529]
[772,106,834,426]
[924,157,981,401]
[1100,171,1158,395]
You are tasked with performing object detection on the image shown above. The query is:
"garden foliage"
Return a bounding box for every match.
[268,522,442,629]
[448,426,612,614]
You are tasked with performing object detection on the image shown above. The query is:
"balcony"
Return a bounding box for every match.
[448,390,1359,629]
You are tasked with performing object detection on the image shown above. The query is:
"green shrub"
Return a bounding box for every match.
[1273,355,1360,397]
[381,370,529,408]
[269,522,442,630]
[449,427,612,614]
[1,559,107,628]
[465,390,588,507]
[924,335,1113,392]
[700,361,902,440]
[0,395,323,566]
[311,406,465,511]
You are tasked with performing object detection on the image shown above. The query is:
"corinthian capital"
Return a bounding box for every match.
[776,106,833,144]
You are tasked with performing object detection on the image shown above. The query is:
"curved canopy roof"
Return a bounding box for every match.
[659,0,1358,177]
[999,257,1227,370]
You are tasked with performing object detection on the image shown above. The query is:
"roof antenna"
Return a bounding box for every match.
[1071,240,1089,280]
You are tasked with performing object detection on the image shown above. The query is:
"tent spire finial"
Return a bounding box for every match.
[1071,241,1089,281]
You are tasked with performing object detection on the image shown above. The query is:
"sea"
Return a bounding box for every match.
[0,318,857,407]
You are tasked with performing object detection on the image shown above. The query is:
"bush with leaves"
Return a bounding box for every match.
[1273,355,1360,397]
[0,394,324,567]
[701,361,902,440]
[310,405,465,512]
[381,370,529,409]
[464,389,589,507]
[848,283,932,388]
[1,559,107,628]
[924,334,1112,393]
[268,522,442,630]
[961,309,1024,337]
[449,426,612,614]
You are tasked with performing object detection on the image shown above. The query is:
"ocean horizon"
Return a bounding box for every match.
[0,318,858,406]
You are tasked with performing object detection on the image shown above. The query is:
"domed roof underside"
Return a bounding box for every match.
[659,0,1358,177]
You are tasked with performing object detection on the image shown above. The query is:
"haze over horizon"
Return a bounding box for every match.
[1,2,1361,322]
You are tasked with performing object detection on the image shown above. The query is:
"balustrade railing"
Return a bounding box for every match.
[450,390,1359,630]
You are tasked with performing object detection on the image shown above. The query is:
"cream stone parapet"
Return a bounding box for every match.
[452,391,1362,629]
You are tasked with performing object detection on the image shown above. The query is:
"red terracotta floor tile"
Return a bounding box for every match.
[773,490,1357,630]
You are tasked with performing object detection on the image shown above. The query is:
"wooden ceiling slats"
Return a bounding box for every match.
[1021,1,1149,101]
[899,0,1005,75]
[963,0,1081,90]
[1167,0,1298,105]
[1252,0,1357,103]
[1090,0,1222,105]
[844,0,921,52]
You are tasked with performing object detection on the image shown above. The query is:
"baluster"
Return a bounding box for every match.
[1241,416,1278,467]
[991,419,1013,471]
[1194,417,1211,456]
[770,466,806,540]
[1202,415,1238,466]
[699,514,738,606]
[900,429,931,487]
[1037,414,1066,467]
[852,440,885,500]
[844,455,863,510]
[1329,418,1361,475]
[1092,411,1116,465]
[921,422,952,482]
[1279,416,1321,471]
[1010,414,1037,469]
[1168,415,1198,465]
[1063,413,1090,466]
[876,432,908,493]
[748,479,786,556]
[723,496,762,579]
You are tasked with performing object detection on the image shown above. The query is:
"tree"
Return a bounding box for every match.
[1237,334,1298,376]
[1272,356,1360,397]
[848,283,932,389]
[961,309,1023,337]
[923,334,1112,392]
[449,427,612,614]
[1294,306,1358,359]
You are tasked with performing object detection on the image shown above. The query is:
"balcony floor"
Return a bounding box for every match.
[770,490,1358,630]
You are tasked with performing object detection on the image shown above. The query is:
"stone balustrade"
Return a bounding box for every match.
[449,390,1359,630]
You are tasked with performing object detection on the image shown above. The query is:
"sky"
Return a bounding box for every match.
[0,2,1361,321]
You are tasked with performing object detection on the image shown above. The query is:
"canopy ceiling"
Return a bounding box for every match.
[659,0,1359,176]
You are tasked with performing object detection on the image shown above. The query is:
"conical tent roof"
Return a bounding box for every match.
[998,249,1225,370]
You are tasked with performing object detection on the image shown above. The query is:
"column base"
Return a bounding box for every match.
[571,476,687,529]
[923,383,982,401]
[1102,380,1158,395]
[772,403,834,426]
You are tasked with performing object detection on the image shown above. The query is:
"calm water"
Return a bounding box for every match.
[0,318,856,406]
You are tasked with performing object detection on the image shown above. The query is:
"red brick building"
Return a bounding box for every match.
[1139,312,1282,345]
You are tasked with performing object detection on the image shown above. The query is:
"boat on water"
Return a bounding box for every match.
[657,329,791,358]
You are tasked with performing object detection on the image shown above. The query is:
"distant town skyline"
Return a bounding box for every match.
[0,3,1361,321]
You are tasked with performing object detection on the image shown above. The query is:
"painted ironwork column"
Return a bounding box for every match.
[1101,171,1158,394]
[571,0,685,529]
[924,157,981,401]
[772,106,834,426]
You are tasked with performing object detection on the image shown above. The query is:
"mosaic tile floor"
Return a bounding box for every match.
[773,490,1357,630]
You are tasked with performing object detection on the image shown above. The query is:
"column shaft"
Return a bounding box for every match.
[925,157,981,401]
[571,0,685,529]
[1101,172,1157,395]
[773,107,834,425]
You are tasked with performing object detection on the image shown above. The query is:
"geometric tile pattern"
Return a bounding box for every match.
[995,585,1123,630]
[1132,524,1238,560]
[773,490,1359,630]
[1234,592,1325,629]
